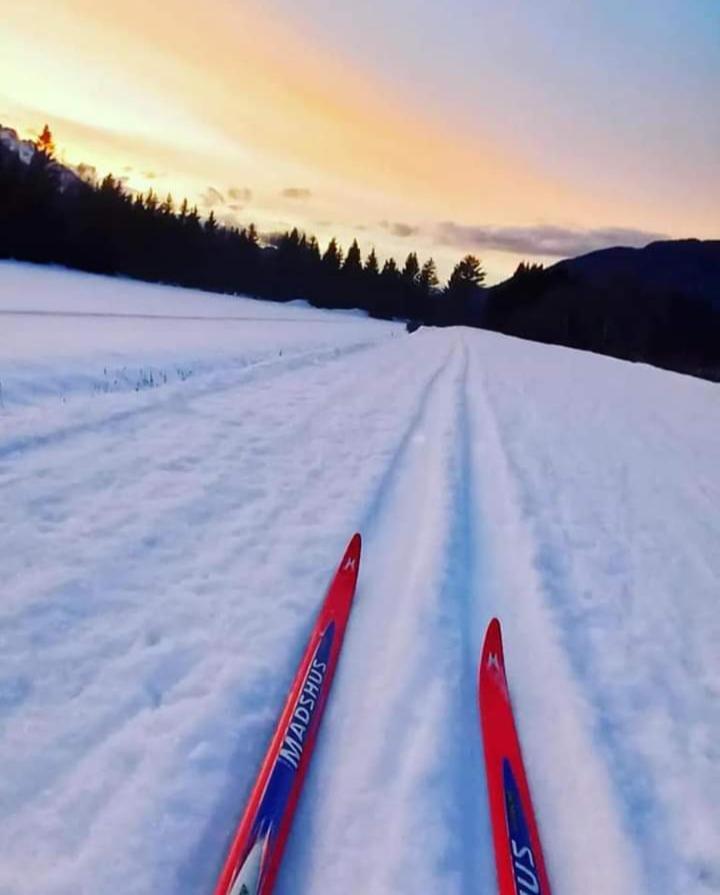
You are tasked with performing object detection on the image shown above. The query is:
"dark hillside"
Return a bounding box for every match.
[485,240,720,380]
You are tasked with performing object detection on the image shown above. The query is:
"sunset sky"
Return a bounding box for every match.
[2,0,718,281]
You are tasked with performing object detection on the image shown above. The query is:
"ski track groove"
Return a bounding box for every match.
[276,344,462,893]
[463,342,648,895]
[174,333,456,895]
[281,336,489,894]
[0,336,382,461]
[446,339,493,895]
[0,338,434,808]
[0,336,398,607]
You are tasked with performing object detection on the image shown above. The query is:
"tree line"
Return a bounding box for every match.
[2,125,717,381]
[0,127,486,326]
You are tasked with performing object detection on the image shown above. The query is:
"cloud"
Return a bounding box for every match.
[228,187,252,201]
[380,220,419,238]
[435,222,668,258]
[281,187,311,200]
[200,186,226,208]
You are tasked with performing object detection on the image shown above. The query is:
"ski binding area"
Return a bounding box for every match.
[0,262,719,894]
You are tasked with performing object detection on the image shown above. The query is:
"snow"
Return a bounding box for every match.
[0,260,718,894]
[0,126,35,164]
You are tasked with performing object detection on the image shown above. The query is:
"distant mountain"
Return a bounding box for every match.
[484,239,720,380]
[555,239,720,307]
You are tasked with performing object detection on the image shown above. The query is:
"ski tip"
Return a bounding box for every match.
[480,617,505,679]
[338,532,362,576]
[485,616,502,644]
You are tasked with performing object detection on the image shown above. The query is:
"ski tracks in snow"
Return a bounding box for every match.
[462,341,646,895]
[469,339,720,895]
[289,331,645,895]
[0,326,457,895]
[2,291,715,895]
[283,335,492,894]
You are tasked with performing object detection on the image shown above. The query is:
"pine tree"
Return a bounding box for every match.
[306,235,321,261]
[401,252,420,285]
[381,257,399,280]
[364,247,379,276]
[144,190,158,213]
[160,193,175,216]
[443,255,486,325]
[322,237,343,271]
[343,239,363,275]
[419,258,439,293]
[447,254,485,290]
[513,260,544,279]
[35,124,55,157]
[100,173,117,194]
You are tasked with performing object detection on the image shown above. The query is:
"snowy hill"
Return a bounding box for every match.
[486,239,720,381]
[0,262,718,895]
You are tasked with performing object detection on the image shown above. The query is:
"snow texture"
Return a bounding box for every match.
[0,262,718,894]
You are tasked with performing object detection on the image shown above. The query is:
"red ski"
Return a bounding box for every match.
[478,618,552,895]
[213,533,362,895]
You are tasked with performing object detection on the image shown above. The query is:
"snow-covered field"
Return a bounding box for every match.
[1,262,718,895]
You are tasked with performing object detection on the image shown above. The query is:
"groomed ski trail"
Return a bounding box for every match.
[281,333,644,895]
[0,326,456,895]
[3,264,718,895]
[462,343,644,895]
[282,337,492,894]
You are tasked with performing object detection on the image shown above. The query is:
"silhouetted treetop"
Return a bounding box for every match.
[35,124,55,158]
[322,237,343,271]
[365,247,379,276]
[447,254,486,290]
[402,252,420,285]
[419,258,439,293]
[344,239,363,275]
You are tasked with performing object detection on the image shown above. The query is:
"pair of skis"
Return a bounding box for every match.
[213,534,551,895]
